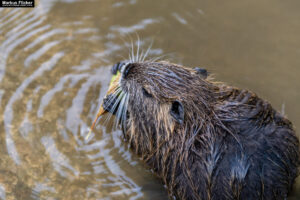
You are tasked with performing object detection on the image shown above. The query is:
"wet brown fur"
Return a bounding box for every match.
[104,61,299,200]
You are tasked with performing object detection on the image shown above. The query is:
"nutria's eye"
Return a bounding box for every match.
[170,100,184,124]
[142,88,152,98]
[112,61,126,75]
[123,64,134,79]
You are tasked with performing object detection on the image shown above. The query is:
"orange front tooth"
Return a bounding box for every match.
[96,106,106,116]
[86,104,108,140]
[86,72,121,140]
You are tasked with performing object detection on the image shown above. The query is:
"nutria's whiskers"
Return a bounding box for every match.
[121,94,129,135]
[141,41,153,62]
[114,92,126,128]
[149,54,168,62]
[103,88,123,126]
[130,40,135,63]
[123,36,154,63]
[136,35,140,62]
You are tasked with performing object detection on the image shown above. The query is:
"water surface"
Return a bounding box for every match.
[0,0,300,199]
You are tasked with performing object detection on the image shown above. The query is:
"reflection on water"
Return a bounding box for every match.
[0,0,300,199]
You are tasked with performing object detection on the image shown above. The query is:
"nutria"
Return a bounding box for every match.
[91,61,299,200]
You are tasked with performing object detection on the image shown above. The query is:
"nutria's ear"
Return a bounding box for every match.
[170,100,184,124]
[194,67,208,79]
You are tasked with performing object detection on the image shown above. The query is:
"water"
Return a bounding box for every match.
[0,0,300,199]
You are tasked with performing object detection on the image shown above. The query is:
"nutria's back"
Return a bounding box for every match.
[98,61,299,200]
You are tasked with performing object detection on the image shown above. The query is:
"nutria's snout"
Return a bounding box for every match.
[90,60,299,200]
[101,62,137,115]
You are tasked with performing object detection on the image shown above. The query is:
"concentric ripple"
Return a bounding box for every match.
[0,0,166,199]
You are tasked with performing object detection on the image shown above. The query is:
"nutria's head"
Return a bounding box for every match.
[95,61,218,155]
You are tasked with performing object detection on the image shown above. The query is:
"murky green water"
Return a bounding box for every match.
[0,0,300,199]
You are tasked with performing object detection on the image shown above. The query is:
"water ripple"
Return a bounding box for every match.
[110,18,159,34]
[38,73,89,118]
[0,1,169,199]
[4,52,65,165]
[41,136,79,178]
[0,9,25,30]
[24,28,67,50]
[24,40,62,67]
[0,22,50,81]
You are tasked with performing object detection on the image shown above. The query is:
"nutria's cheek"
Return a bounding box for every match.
[120,80,134,94]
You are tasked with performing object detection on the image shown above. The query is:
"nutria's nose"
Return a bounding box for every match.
[122,63,134,79]
[112,61,127,75]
